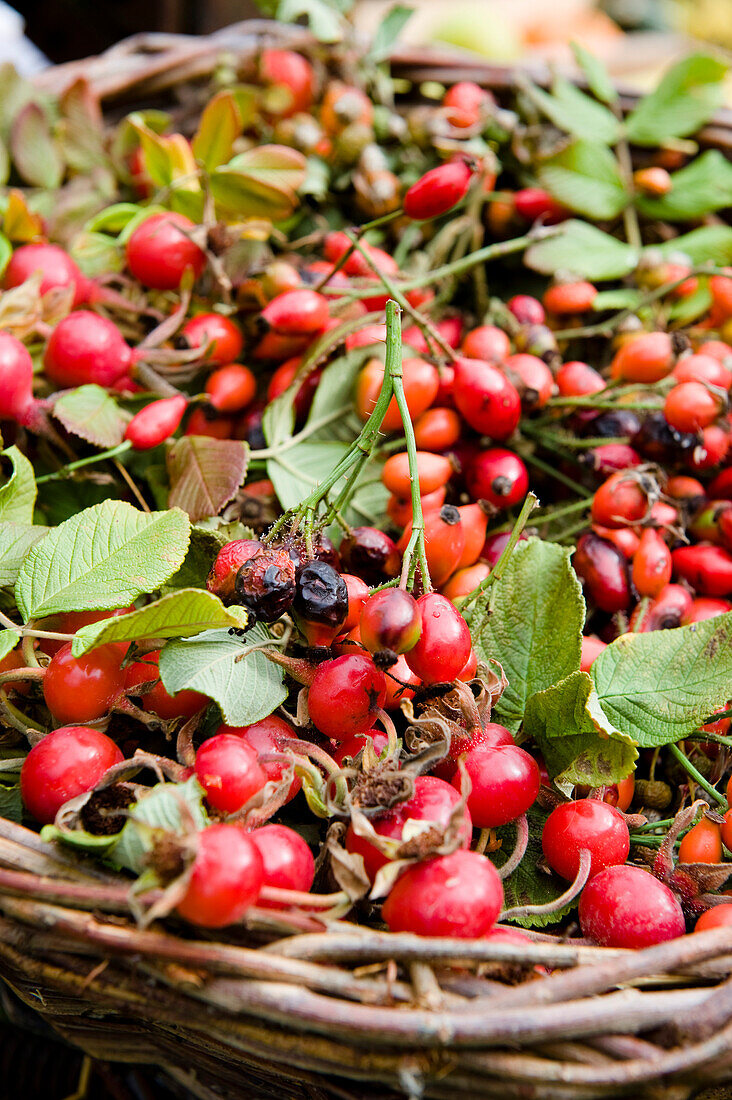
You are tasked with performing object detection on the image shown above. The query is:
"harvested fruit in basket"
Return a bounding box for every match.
[0,28,731,983]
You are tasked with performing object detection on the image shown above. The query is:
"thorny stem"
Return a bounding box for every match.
[312,209,402,292]
[669,742,727,808]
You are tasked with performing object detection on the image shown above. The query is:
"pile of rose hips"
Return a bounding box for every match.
[1,56,732,951]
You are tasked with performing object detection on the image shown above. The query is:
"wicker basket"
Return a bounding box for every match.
[1,21,730,1100]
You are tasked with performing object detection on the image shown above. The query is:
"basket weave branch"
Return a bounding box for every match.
[2,20,730,1100]
[0,812,731,1099]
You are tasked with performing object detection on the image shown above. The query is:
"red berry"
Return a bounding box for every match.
[461,325,510,363]
[504,353,554,410]
[219,715,301,803]
[21,725,123,824]
[332,728,390,767]
[205,364,257,413]
[574,533,631,613]
[591,471,650,529]
[181,313,243,366]
[382,849,503,938]
[664,382,723,434]
[579,865,685,948]
[542,800,630,881]
[466,448,528,510]
[126,212,206,289]
[4,242,91,307]
[507,295,545,326]
[454,744,540,827]
[345,775,472,881]
[632,527,672,598]
[340,527,401,585]
[556,360,605,397]
[308,654,387,740]
[340,574,370,633]
[453,356,521,439]
[514,187,567,224]
[543,281,597,315]
[124,395,187,450]
[381,451,452,497]
[405,593,472,685]
[260,49,315,116]
[672,353,732,390]
[673,543,732,596]
[235,547,297,622]
[0,332,34,423]
[404,160,473,220]
[443,81,490,128]
[194,733,267,814]
[481,531,528,566]
[433,721,514,782]
[580,635,606,671]
[176,823,263,928]
[206,539,262,602]
[695,904,732,932]
[678,818,722,864]
[360,588,422,656]
[399,505,465,587]
[683,596,732,623]
[43,643,125,726]
[44,312,134,388]
[261,289,329,335]
[124,650,207,719]
[611,332,675,383]
[250,823,315,902]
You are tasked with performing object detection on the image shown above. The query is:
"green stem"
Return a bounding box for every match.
[36,441,133,484]
[633,818,676,833]
[462,493,537,625]
[323,229,558,299]
[546,397,662,412]
[313,209,403,291]
[390,325,430,592]
[668,742,727,808]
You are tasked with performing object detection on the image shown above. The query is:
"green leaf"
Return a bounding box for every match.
[112,777,209,874]
[0,64,35,142]
[52,384,128,449]
[655,226,732,266]
[366,4,414,62]
[15,501,190,621]
[69,232,123,278]
[591,288,642,311]
[277,0,347,41]
[129,116,174,188]
[263,390,296,449]
[57,78,107,173]
[0,781,22,824]
[71,588,248,657]
[668,281,713,324]
[475,539,584,732]
[528,79,620,144]
[570,42,618,106]
[592,613,732,748]
[0,231,10,278]
[163,524,229,592]
[523,670,638,786]
[0,446,36,524]
[493,807,577,928]
[625,54,727,146]
[85,202,143,234]
[268,439,350,510]
[538,140,627,220]
[159,625,287,727]
[210,168,299,221]
[0,138,8,188]
[10,102,64,188]
[228,145,306,194]
[192,90,242,171]
[0,629,20,663]
[525,220,638,281]
[0,523,48,588]
[636,151,732,221]
[167,437,249,522]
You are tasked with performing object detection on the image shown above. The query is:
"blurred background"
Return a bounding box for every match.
[4,0,732,81]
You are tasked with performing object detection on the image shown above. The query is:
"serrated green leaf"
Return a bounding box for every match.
[529,78,620,144]
[625,54,727,146]
[525,220,638,281]
[0,629,20,662]
[15,501,190,621]
[163,525,227,592]
[0,64,35,142]
[210,168,298,221]
[592,613,732,748]
[159,625,287,727]
[636,150,732,221]
[262,389,296,449]
[655,226,732,266]
[475,539,584,732]
[0,446,36,524]
[72,588,248,657]
[228,145,306,194]
[112,777,209,873]
[0,523,48,588]
[538,140,627,220]
[167,436,249,522]
[571,42,618,106]
[366,4,414,62]
[493,806,576,928]
[192,90,242,171]
[10,102,64,188]
[53,384,128,449]
[57,78,107,173]
[523,670,637,786]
